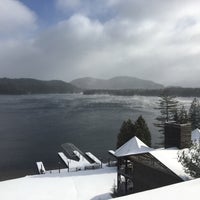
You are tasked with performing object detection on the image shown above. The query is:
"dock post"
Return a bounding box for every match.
[58,162,61,173]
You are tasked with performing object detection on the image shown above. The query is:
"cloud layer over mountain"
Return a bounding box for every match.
[1,0,200,87]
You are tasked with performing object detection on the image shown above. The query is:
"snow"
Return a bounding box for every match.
[112,178,200,200]
[150,148,192,181]
[0,166,117,200]
[108,150,115,156]
[114,136,153,157]
[2,135,198,200]
[73,150,91,165]
[191,128,200,142]
[36,162,46,174]
[0,142,197,200]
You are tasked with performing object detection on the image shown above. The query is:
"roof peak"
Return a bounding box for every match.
[115,136,153,157]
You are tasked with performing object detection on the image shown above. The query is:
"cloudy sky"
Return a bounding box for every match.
[1,0,200,86]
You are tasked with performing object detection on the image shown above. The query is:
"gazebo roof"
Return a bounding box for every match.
[115,136,153,157]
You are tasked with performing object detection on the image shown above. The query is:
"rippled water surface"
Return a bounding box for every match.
[0,94,193,180]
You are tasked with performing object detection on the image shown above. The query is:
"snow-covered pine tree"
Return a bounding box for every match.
[178,141,200,178]
[189,98,200,130]
[174,105,189,124]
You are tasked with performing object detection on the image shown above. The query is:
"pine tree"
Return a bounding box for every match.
[173,108,179,123]
[135,115,151,147]
[116,119,135,148]
[174,105,189,124]
[154,94,178,133]
[178,141,200,178]
[189,98,200,130]
[116,116,151,148]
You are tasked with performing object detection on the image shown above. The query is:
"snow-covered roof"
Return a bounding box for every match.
[112,178,200,200]
[115,136,153,157]
[191,128,200,142]
[150,148,191,181]
[0,166,117,200]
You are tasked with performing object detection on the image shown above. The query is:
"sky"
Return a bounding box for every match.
[1,0,200,86]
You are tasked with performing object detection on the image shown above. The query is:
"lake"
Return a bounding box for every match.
[0,94,193,181]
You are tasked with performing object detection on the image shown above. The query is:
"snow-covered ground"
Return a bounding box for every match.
[0,166,117,200]
[1,133,199,200]
[1,164,198,200]
[113,178,200,200]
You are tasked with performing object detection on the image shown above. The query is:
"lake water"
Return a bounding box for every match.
[0,94,193,181]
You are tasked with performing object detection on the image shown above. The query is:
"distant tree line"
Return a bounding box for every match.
[84,87,200,97]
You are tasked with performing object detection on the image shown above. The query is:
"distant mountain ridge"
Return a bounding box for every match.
[70,76,164,90]
[0,78,79,94]
[0,77,163,95]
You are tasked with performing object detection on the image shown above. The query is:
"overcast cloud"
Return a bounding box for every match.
[0,0,200,86]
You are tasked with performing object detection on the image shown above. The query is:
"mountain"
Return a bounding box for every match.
[70,76,164,90]
[0,78,80,94]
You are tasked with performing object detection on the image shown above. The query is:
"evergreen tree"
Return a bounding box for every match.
[135,116,151,147]
[116,119,135,148]
[174,105,189,124]
[116,116,151,148]
[154,94,178,133]
[189,98,200,130]
[178,141,200,178]
[173,108,179,123]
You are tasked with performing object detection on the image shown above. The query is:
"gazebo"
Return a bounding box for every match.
[113,136,188,196]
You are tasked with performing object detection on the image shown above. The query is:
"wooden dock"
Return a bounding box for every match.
[58,152,69,168]
[85,152,101,164]
[108,150,116,157]
[58,151,101,171]
[35,143,104,175]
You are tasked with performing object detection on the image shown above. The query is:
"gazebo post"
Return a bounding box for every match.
[125,158,128,194]
[117,158,120,194]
